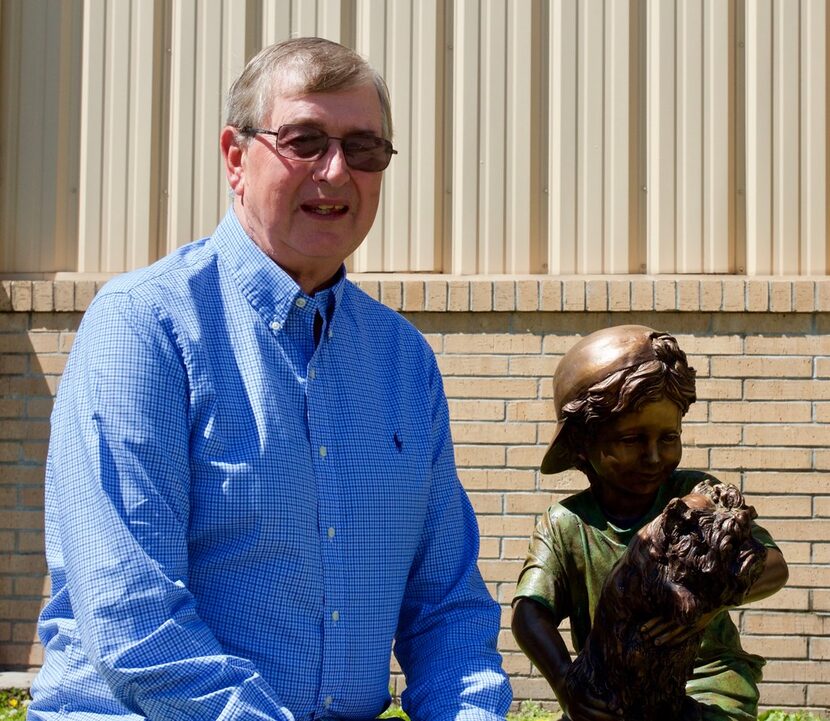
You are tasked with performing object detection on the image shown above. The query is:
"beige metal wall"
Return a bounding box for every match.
[1,0,828,277]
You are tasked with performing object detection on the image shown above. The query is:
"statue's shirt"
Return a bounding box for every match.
[515,469,778,720]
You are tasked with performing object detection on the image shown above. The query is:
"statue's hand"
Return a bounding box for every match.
[560,681,623,721]
[639,608,722,647]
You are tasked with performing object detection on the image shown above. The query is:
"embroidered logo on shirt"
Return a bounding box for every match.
[393,432,403,452]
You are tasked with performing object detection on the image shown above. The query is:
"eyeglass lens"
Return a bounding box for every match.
[276,125,395,172]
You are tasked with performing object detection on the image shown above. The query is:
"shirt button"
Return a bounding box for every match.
[331,610,340,622]
[270,320,282,331]
[319,445,327,458]
[308,368,316,380]
[295,297,307,308]
[327,527,335,539]
[327,327,333,339]
[323,696,333,709]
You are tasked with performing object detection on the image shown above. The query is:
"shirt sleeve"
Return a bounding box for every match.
[392,358,512,721]
[512,509,572,623]
[49,290,294,721]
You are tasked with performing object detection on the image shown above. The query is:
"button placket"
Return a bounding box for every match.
[307,331,345,703]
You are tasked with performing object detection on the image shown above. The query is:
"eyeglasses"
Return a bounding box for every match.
[241,124,397,172]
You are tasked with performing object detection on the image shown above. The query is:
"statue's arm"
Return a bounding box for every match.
[512,598,622,721]
[743,547,788,604]
[511,598,571,703]
[642,547,789,646]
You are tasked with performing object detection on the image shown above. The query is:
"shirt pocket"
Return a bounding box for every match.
[346,418,433,537]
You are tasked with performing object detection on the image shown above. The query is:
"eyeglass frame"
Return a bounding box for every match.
[239,124,397,172]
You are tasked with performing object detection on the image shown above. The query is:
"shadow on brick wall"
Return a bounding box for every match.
[0,281,83,670]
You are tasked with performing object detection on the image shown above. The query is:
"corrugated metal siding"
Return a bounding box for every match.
[0,0,828,275]
[0,0,82,274]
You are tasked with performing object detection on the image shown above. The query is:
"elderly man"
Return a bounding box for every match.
[30,37,511,721]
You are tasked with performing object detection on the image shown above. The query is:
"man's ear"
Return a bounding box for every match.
[220,125,245,195]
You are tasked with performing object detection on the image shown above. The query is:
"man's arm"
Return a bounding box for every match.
[392,363,511,721]
[48,291,293,721]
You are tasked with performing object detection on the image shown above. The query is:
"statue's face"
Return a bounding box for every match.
[585,397,683,518]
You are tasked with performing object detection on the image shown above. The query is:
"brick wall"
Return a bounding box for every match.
[2,277,829,714]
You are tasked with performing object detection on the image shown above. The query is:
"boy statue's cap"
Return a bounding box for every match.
[541,324,660,474]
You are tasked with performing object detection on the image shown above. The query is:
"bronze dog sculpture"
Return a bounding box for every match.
[565,482,768,720]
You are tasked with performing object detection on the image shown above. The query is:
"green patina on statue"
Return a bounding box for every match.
[512,325,789,721]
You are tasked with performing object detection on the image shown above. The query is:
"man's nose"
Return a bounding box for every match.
[313,140,351,187]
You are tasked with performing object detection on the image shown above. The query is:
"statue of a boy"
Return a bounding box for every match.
[512,325,789,721]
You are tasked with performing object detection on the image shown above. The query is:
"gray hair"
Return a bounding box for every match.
[225,37,393,141]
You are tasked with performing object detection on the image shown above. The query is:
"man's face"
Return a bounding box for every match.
[222,81,385,292]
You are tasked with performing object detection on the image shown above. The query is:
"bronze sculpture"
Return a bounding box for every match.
[565,481,768,720]
[512,325,789,721]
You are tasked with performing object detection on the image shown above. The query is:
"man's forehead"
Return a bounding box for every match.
[266,82,383,128]
[269,71,376,102]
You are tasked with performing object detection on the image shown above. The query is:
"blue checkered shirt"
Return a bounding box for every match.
[31,209,511,721]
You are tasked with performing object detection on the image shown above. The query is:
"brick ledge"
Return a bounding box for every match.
[0,671,35,689]
[2,276,830,313]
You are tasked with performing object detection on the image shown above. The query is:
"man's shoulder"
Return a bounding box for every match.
[342,281,430,345]
[99,237,214,302]
[343,280,405,317]
[80,238,221,346]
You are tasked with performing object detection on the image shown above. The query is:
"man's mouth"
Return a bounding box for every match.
[302,203,349,216]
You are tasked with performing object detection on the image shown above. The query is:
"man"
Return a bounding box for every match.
[30,37,511,720]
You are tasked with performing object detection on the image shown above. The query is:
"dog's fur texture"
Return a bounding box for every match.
[564,482,768,720]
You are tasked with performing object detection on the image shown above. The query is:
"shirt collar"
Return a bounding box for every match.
[212,208,346,332]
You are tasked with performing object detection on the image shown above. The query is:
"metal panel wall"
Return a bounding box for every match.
[76,0,159,273]
[1,0,828,276]
[0,0,82,274]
